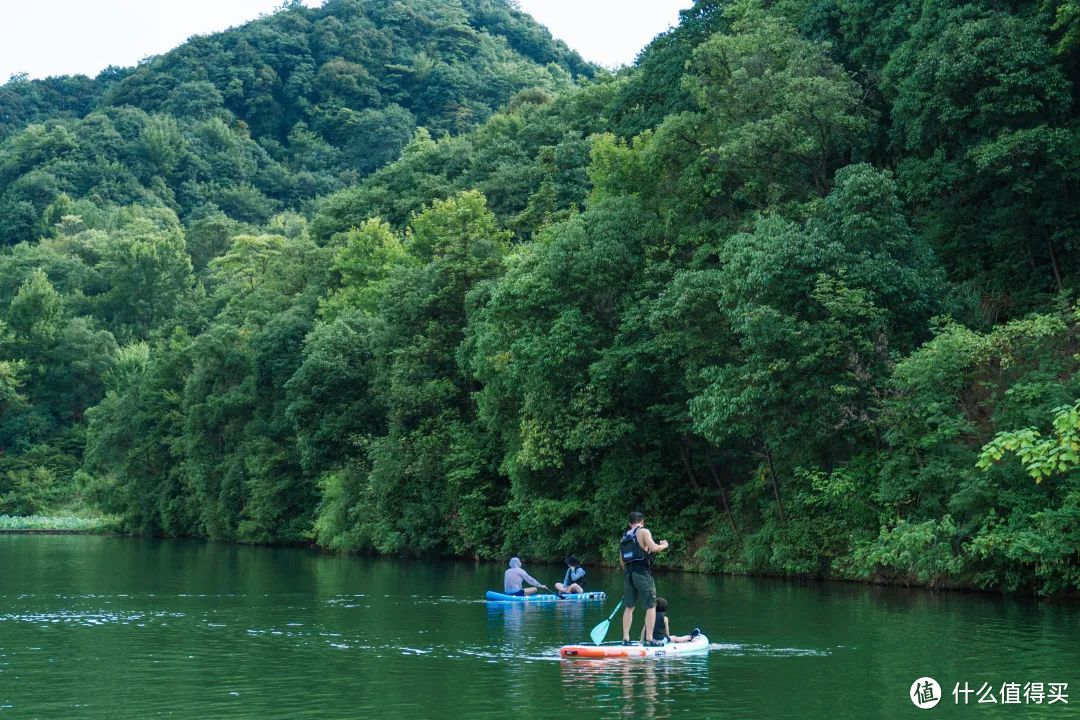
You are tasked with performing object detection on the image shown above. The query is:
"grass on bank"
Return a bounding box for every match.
[0,514,120,532]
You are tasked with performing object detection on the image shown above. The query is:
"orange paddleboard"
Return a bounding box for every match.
[560,635,709,659]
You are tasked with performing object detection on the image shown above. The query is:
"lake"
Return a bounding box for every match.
[0,535,1076,718]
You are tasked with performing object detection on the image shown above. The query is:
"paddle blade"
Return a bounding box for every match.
[588,599,622,645]
[589,619,611,646]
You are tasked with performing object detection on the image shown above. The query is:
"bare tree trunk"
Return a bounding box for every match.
[678,437,701,491]
[1045,233,1064,293]
[707,463,738,535]
[763,441,785,524]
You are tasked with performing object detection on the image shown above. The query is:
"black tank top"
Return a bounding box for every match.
[652,610,667,639]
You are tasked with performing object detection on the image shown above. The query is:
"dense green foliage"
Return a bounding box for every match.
[0,0,590,245]
[1,0,1078,594]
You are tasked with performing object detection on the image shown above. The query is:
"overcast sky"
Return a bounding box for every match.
[0,0,693,82]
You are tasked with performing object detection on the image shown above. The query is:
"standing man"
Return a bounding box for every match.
[619,511,668,646]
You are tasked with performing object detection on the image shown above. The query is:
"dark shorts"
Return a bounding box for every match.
[508,589,525,596]
[623,569,656,610]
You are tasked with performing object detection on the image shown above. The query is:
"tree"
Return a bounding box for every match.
[96,210,195,339]
[979,400,1080,483]
[84,332,198,535]
[7,269,64,339]
[885,2,1077,306]
[640,3,872,234]
[319,218,410,320]
[338,191,509,555]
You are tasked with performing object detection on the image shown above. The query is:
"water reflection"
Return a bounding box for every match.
[486,601,529,655]
[2,536,1078,720]
[560,656,711,719]
[485,600,593,649]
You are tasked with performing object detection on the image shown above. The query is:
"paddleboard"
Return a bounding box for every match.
[560,634,710,658]
[484,590,607,602]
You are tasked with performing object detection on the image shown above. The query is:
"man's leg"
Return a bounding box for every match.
[555,583,567,593]
[641,572,659,643]
[524,587,538,595]
[621,571,636,642]
[643,606,656,642]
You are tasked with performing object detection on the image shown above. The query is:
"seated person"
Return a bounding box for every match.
[555,555,586,594]
[639,597,702,644]
[504,557,544,596]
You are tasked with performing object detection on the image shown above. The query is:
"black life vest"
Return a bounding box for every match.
[652,610,667,639]
[620,526,648,566]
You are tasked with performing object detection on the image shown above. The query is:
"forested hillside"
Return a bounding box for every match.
[0,0,589,244]
[1,0,1078,594]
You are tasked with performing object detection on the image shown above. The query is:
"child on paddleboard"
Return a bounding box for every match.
[639,597,701,644]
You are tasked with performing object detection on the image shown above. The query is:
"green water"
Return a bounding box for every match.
[0,536,1077,719]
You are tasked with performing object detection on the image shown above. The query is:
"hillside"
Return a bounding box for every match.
[2,0,1079,595]
[0,0,592,244]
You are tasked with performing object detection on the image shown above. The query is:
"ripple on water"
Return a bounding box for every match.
[709,641,832,657]
[0,610,186,627]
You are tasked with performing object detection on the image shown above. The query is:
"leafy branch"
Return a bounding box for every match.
[977,401,1080,482]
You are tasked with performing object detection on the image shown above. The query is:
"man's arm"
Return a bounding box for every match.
[638,528,669,553]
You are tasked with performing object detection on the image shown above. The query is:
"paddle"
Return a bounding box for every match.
[589,599,623,645]
[540,584,565,599]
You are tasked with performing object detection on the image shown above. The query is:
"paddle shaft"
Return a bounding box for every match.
[589,599,623,645]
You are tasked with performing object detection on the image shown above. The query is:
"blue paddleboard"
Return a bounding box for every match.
[484,590,607,602]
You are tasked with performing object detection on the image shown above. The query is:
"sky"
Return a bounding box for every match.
[0,0,693,82]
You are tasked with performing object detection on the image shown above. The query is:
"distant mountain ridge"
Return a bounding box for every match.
[2,0,592,138]
[0,0,593,243]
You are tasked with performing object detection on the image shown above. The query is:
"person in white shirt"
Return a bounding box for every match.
[503,557,546,596]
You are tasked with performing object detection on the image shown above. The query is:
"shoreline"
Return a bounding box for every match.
[9,527,1077,601]
[0,528,117,535]
[0,515,120,535]
[306,545,1080,602]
